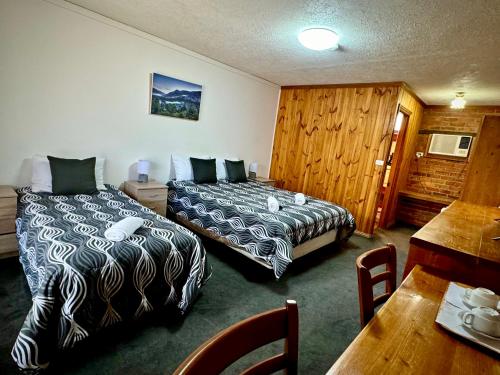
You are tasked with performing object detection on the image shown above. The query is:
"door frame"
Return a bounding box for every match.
[378,105,411,228]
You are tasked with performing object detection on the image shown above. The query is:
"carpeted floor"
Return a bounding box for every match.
[0,224,417,374]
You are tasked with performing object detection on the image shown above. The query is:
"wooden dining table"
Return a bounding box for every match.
[326,265,500,374]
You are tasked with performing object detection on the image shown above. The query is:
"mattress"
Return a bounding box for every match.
[12,186,210,370]
[167,180,356,278]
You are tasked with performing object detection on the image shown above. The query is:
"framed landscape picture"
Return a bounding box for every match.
[150,73,202,121]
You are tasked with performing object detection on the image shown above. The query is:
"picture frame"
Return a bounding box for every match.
[150,73,202,121]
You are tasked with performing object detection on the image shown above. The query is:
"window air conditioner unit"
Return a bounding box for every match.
[428,134,472,158]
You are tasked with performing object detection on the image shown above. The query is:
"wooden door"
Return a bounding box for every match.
[378,110,410,228]
[461,115,500,206]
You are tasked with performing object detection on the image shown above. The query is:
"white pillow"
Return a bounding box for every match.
[31,155,106,192]
[171,154,210,181]
[31,155,52,193]
[215,158,239,180]
[94,158,106,190]
[169,156,177,180]
[215,159,227,180]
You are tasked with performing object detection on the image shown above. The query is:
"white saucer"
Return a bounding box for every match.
[462,293,499,310]
[462,294,482,309]
[462,322,500,341]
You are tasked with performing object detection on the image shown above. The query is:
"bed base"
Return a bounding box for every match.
[174,214,338,270]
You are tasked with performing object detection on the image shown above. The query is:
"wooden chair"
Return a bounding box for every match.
[173,300,299,375]
[356,243,397,327]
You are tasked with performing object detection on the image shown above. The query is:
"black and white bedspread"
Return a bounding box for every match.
[167,181,356,278]
[12,186,210,371]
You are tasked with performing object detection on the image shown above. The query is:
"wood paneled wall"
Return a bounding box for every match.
[461,115,500,206]
[270,84,403,235]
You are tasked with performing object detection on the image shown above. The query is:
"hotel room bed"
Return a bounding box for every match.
[12,186,210,371]
[167,180,356,278]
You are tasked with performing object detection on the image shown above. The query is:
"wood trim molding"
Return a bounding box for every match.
[425,105,500,113]
[398,105,413,116]
[418,129,477,136]
[398,190,454,205]
[281,81,405,90]
[355,230,373,239]
[400,82,427,107]
[281,81,427,108]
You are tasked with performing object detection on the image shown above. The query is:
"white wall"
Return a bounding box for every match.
[0,0,280,187]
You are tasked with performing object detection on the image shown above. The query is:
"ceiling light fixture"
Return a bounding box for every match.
[451,92,466,109]
[298,28,339,51]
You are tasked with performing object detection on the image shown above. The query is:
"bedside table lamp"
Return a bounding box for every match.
[248,161,258,179]
[137,160,150,183]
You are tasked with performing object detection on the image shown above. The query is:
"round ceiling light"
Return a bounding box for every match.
[298,28,339,51]
[451,92,466,109]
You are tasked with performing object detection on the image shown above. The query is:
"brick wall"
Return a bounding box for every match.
[397,106,500,227]
[406,141,469,200]
[397,196,446,227]
[419,106,487,133]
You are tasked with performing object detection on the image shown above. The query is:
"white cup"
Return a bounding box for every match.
[464,287,499,309]
[461,307,500,337]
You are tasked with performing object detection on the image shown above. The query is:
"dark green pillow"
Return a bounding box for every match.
[225,160,247,183]
[48,156,97,195]
[190,157,217,184]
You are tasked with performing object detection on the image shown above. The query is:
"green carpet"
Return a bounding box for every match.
[0,224,416,374]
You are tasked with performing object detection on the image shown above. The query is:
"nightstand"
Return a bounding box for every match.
[0,185,18,259]
[248,176,277,187]
[124,180,168,217]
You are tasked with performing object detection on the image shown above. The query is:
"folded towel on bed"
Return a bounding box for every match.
[295,193,306,205]
[104,217,144,242]
[267,196,280,213]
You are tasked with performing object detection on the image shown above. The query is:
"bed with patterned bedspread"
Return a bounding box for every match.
[12,186,210,371]
[167,180,356,278]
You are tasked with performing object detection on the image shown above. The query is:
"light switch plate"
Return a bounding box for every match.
[375,159,384,166]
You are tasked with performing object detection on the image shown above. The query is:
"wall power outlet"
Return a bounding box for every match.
[416,152,424,158]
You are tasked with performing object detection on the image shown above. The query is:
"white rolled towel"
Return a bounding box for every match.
[267,196,280,213]
[104,217,144,242]
[295,193,306,205]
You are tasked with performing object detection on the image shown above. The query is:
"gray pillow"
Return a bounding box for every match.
[225,160,247,183]
[190,157,217,184]
[47,156,97,195]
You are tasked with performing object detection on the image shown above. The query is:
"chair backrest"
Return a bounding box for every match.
[173,300,299,375]
[356,243,397,327]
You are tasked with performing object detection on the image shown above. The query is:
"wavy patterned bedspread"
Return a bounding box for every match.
[167,181,356,278]
[12,186,210,371]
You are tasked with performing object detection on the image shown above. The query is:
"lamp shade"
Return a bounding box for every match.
[137,160,150,174]
[249,161,258,173]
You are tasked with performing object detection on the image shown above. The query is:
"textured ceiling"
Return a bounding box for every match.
[67,0,500,105]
